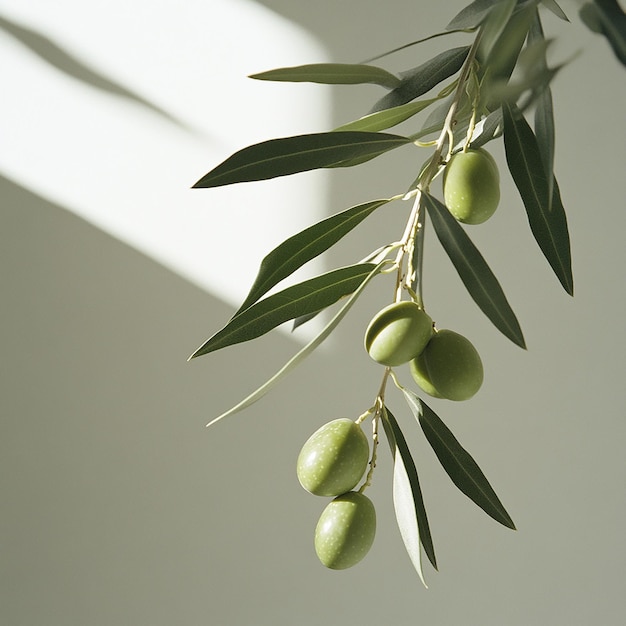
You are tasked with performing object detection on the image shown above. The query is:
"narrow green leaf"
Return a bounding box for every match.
[540,0,569,21]
[249,63,401,89]
[204,261,390,427]
[370,47,470,113]
[423,193,526,348]
[235,199,394,315]
[190,264,377,358]
[193,131,411,188]
[291,243,397,330]
[361,30,473,64]
[334,99,439,133]
[579,0,626,67]
[477,0,517,63]
[481,1,537,88]
[502,103,573,295]
[530,11,555,207]
[402,390,516,530]
[446,0,501,30]
[381,407,437,576]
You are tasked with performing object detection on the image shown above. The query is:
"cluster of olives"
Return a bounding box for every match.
[296,418,376,569]
[365,301,483,401]
[443,148,500,225]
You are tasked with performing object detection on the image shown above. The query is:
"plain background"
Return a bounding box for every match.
[2,1,626,625]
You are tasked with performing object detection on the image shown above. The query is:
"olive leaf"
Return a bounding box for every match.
[370,47,470,113]
[529,10,555,207]
[402,390,516,530]
[190,263,378,358]
[467,109,503,149]
[234,199,396,315]
[540,0,569,21]
[446,0,502,31]
[361,29,473,65]
[334,98,439,133]
[381,406,438,581]
[193,131,412,188]
[476,0,518,63]
[502,102,573,295]
[204,261,390,427]
[480,0,537,89]
[579,0,626,67]
[422,192,526,349]
[249,63,401,89]
[291,244,396,331]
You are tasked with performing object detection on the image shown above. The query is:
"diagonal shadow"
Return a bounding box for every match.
[0,12,197,132]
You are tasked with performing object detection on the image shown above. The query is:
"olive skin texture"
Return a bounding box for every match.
[410,329,484,401]
[297,419,369,497]
[314,491,376,570]
[443,148,500,224]
[365,301,433,367]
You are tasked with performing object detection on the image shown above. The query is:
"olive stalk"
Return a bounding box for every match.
[379,27,485,404]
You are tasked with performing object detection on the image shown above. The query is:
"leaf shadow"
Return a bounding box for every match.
[0,12,197,133]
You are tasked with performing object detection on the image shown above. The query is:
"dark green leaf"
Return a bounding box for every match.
[540,0,569,21]
[235,199,393,315]
[403,390,516,530]
[382,407,437,574]
[423,193,526,348]
[579,0,626,67]
[292,244,396,330]
[530,11,555,207]
[190,263,377,358]
[446,0,501,30]
[370,47,470,113]
[334,98,439,133]
[193,132,412,188]
[249,63,400,89]
[503,103,573,295]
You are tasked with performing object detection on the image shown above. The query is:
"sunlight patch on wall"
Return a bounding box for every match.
[0,0,330,332]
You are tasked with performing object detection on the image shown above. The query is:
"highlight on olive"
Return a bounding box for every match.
[314,491,376,570]
[443,148,500,224]
[297,418,369,497]
[364,300,433,367]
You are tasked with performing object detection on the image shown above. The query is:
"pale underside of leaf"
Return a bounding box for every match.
[381,407,437,579]
[203,261,390,427]
[192,131,412,188]
[402,390,516,530]
[423,193,526,349]
[334,99,439,133]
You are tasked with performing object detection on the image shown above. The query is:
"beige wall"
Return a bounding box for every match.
[3,2,626,625]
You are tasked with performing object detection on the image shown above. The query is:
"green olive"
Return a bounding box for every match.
[297,419,369,497]
[409,329,484,401]
[314,491,376,570]
[364,301,433,367]
[443,148,500,224]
